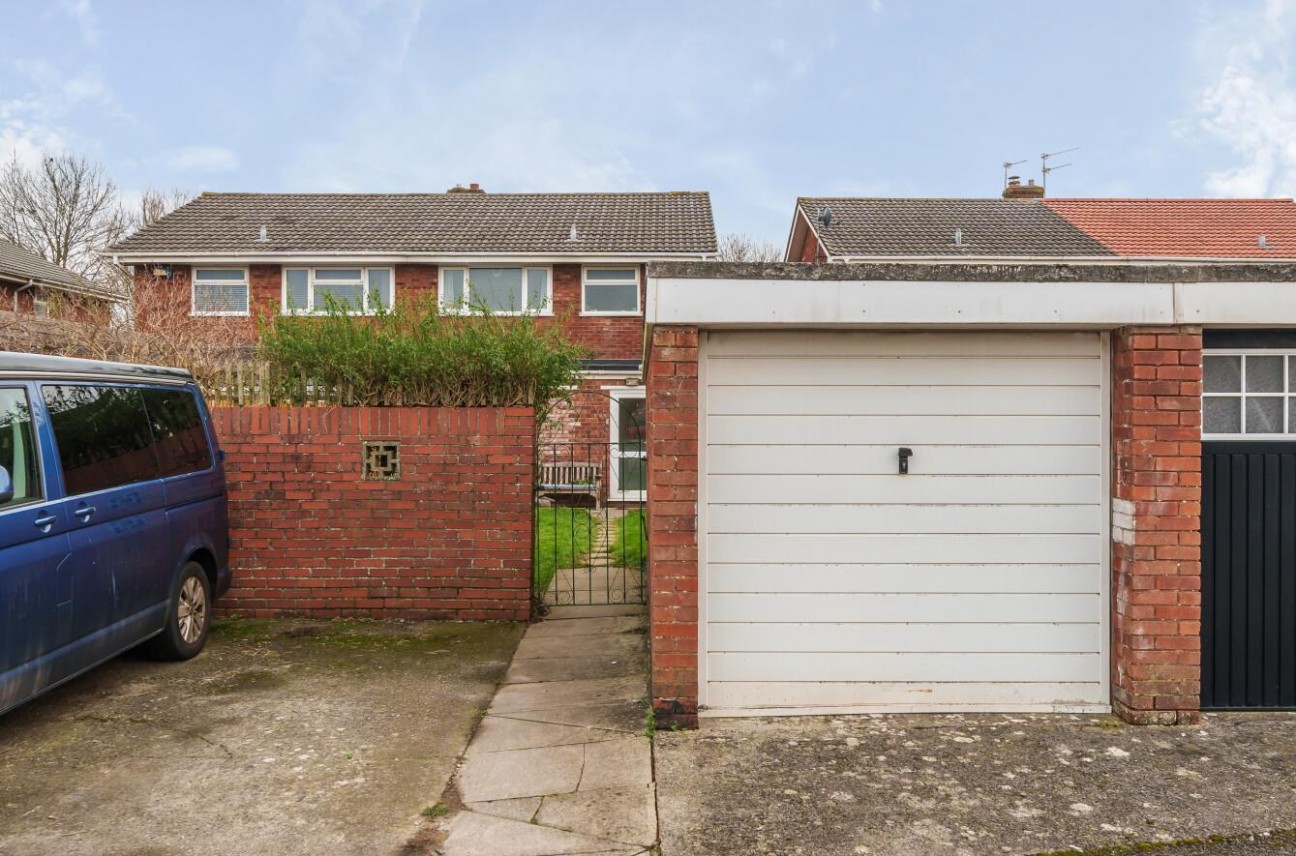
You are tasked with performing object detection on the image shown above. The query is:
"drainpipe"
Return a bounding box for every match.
[13,279,36,312]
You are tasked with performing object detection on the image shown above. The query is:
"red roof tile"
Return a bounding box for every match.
[1043,199,1296,259]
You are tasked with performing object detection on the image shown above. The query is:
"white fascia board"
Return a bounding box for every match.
[1175,282,1296,325]
[648,277,1175,328]
[110,252,711,265]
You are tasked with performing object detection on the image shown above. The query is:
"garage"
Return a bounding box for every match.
[700,330,1109,714]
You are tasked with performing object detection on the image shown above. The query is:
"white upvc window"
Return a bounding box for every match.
[581,267,640,316]
[192,268,250,316]
[438,267,551,315]
[282,267,394,315]
[1203,350,1296,438]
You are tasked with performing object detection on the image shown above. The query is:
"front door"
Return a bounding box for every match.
[609,389,646,503]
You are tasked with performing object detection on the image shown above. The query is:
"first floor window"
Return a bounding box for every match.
[1203,351,1296,436]
[283,268,394,314]
[192,268,249,315]
[582,267,640,314]
[439,267,550,314]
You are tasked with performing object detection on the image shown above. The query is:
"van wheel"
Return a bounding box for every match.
[146,562,212,661]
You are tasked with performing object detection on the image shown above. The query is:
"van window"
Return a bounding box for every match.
[42,385,160,496]
[141,389,213,477]
[0,388,41,509]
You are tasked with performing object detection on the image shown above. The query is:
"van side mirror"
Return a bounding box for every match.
[0,466,12,504]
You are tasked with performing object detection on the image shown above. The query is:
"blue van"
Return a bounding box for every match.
[0,352,231,715]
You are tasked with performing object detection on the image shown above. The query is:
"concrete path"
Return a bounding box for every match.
[438,604,655,856]
[543,509,645,608]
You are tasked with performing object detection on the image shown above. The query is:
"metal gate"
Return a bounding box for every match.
[1202,442,1296,709]
[534,440,646,608]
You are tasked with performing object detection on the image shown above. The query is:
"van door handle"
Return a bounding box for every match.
[74,505,96,522]
[34,513,58,531]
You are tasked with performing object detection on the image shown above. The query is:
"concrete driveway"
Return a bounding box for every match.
[656,712,1296,856]
[0,617,523,856]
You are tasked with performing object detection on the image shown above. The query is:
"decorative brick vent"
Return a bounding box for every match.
[362,441,400,480]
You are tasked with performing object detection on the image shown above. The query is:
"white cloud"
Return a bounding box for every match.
[1195,0,1296,196]
[165,145,240,173]
[60,0,100,46]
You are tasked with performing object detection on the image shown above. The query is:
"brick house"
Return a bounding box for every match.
[1,237,118,318]
[644,195,1296,727]
[109,188,717,503]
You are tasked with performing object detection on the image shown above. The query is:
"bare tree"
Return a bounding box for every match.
[133,186,192,231]
[0,153,129,286]
[716,232,784,263]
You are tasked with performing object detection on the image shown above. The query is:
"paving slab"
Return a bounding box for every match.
[436,607,655,856]
[535,785,658,847]
[513,631,645,661]
[489,675,645,715]
[579,736,654,791]
[463,796,543,823]
[466,715,627,755]
[504,651,648,684]
[656,712,1296,856]
[522,615,645,639]
[439,811,643,856]
[457,743,585,802]
[494,699,645,733]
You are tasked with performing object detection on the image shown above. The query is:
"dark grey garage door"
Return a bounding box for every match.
[1201,334,1296,710]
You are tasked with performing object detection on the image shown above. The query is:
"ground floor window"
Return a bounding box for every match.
[1203,350,1296,437]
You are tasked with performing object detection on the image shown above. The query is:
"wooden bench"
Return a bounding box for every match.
[538,462,602,509]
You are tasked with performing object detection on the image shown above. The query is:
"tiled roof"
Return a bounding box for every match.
[0,238,102,294]
[110,192,717,257]
[796,197,1296,260]
[1042,199,1296,258]
[796,198,1116,258]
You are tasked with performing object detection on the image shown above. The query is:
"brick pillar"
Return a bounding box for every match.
[646,325,700,727]
[1110,326,1203,724]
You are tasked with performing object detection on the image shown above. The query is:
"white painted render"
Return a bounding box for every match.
[698,330,1110,717]
[648,277,1296,328]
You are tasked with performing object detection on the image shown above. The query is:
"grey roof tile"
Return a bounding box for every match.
[111,192,717,256]
[797,197,1117,258]
[0,238,103,294]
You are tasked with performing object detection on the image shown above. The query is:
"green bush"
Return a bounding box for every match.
[256,296,586,407]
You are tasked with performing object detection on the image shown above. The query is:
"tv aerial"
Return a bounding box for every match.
[1041,147,1080,192]
[1002,158,1027,188]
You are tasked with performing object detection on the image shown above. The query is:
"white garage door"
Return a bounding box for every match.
[701,331,1109,715]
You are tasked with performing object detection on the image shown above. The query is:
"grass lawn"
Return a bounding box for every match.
[534,507,595,594]
[609,509,646,570]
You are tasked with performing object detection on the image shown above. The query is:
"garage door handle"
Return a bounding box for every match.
[898,447,913,474]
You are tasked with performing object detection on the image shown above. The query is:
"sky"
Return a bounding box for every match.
[2,0,1296,245]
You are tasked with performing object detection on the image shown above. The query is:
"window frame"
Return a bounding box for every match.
[1202,348,1296,440]
[0,384,45,515]
[280,267,395,316]
[581,266,642,317]
[191,267,250,317]
[437,266,553,316]
[608,386,647,502]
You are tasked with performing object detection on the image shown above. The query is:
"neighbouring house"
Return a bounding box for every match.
[0,237,118,318]
[644,192,1296,727]
[108,187,717,505]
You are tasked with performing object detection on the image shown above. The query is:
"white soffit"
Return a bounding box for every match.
[647,277,1296,328]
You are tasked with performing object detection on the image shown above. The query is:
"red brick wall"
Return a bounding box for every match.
[133,262,643,358]
[542,263,646,359]
[798,232,824,263]
[133,263,442,340]
[1110,326,1204,724]
[645,326,700,726]
[211,406,534,621]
